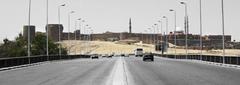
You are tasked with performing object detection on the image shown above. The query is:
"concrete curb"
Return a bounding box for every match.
[196,60,240,69]
[157,57,240,69]
[0,62,47,71]
[0,58,89,72]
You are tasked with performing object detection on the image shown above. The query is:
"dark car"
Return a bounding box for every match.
[107,54,113,58]
[121,54,125,57]
[143,54,154,61]
[91,55,99,59]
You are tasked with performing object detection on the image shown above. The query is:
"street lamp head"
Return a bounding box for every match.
[87,27,92,29]
[158,20,161,23]
[163,16,167,18]
[70,11,75,14]
[61,4,66,6]
[169,9,174,11]
[180,2,186,5]
[154,24,157,26]
[77,18,81,20]
[152,26,155,28]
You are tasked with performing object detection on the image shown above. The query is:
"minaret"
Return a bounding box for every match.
[129,18,132,33]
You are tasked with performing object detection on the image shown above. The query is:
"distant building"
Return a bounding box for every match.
[205,35,231,42]
[74,30,81,40]
[23,25,35,42]
[174,30,184,35]
[34,23,233,50]
[40,24,232,50]
[46,24,64,42]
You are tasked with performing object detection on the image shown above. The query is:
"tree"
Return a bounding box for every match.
[0,36,27,58]
[0,33,67,58]
[31,32,67,55]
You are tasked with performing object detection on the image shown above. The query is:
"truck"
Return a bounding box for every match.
[134,48,143,57]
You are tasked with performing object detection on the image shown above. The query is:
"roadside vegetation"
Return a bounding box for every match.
[0,33,67,58]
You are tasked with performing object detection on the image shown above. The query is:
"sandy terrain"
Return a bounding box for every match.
[60,40,240,56]
[61,40,153,55]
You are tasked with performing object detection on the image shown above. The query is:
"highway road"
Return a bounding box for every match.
[0,58,116,85]
[0,56,240,85]
[126,57,240,85]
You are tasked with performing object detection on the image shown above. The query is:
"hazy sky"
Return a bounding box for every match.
[0,0,240,42]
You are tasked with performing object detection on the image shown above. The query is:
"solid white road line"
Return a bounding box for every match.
[122,57,135,85]
[106,57,134,85]
[112,57,126,85]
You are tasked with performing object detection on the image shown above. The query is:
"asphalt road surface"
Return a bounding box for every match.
[0,58,116,85]
[0,56,240,85]
[126,57,240,85]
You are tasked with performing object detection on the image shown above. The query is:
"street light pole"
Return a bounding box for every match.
[158,21,164,55]
[74,19,77,55]
[156,23,159,44]
[153,24,157,45]
[84,24,89,54]
[74,19,78,41]
[84,24,88,41]
[68,11,75,55]
[163,16,168,55]
[148,28,152,44]
[170,9,177,59]
[180,1,189,59]
[199,0,203,61]
[144,30,148,44]
[221,0,225,64]
[58,4,65,58]
[74,18,81,55]
[27,0,32,64]
[78,20,82,54]
[86,27,92,54]
[79,20,83,41]
[141,32,143,44]
[90,29,93,54]
[46,0,49,60]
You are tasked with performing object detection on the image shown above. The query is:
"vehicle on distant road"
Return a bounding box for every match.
[124,54,129,57]
[102,54,108,58]
[120,54,129,57]
[135,48,143,57]
[121,54,125,57]
[143,53,154,61]
[107,54,113,58]
[91,55,99,59]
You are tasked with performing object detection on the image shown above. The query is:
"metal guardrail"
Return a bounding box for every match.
[154,54,240,65]
[0,55,91,69]
[1,54,239,69]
